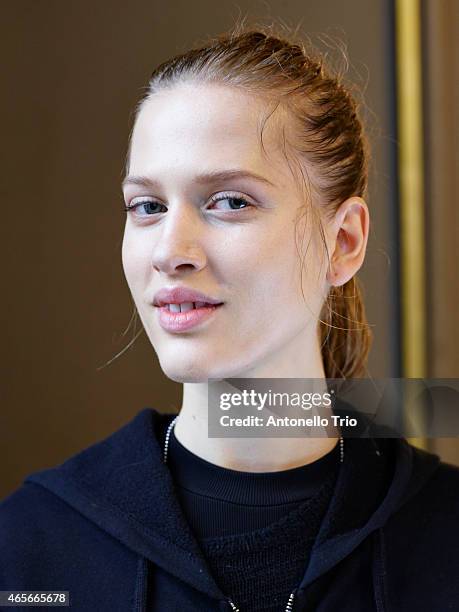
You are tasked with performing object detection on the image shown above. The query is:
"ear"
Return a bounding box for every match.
[325,197,370,287]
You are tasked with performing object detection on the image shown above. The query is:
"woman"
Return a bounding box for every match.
[1,26,458,612]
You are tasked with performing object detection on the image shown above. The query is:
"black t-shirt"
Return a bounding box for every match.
[168,427,341,537]
[167,428,341,611]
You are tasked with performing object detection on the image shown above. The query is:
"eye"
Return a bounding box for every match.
[207,192,253,212]
[123,197,165,216]
[123,192,254,218]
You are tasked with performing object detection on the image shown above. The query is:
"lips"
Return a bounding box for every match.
[156,301,223,332]
[153,286,224,308]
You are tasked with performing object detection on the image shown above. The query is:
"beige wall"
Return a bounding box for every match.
[424,0,459,464]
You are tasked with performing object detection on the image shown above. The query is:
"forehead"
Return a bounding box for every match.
[128,83,286,176]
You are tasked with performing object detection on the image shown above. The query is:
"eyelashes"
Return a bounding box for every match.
[123,200,165,215]
[123,192,255,218]
[209,193,253,212]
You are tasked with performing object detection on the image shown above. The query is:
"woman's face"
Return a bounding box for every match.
[122,83,328,382]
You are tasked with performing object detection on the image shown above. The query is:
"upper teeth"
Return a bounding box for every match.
[167,301,207,312]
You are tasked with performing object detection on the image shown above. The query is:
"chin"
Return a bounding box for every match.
[159,356,216,383]
[158,352,243,384]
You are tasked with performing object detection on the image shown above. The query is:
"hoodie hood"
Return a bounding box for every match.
[26,407,441,611]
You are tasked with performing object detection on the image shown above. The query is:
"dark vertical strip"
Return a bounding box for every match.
[385,0,402,378]
[134,555,148,612]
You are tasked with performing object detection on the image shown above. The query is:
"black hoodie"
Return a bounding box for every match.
[1,407,459,611]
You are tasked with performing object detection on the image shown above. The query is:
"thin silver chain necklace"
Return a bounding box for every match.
[162,415,344,612]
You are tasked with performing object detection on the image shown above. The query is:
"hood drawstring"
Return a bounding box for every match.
[372,528,388,612]
[134,556,148,611]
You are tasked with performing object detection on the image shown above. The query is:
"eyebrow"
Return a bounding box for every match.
[122,169,275,190]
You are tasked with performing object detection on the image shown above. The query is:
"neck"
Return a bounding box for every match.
[173,329,340,473]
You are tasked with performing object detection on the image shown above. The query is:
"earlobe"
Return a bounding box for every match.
[327,264,347,287]
[326,257,341,286]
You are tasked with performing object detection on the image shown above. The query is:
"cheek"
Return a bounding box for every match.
[224,223,304,318]
[121,227,150,293]
[227,219,323,334]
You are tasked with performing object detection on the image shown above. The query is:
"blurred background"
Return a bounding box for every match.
[1,0,458,499]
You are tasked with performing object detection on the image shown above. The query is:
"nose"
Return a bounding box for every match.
[150,202,207,275]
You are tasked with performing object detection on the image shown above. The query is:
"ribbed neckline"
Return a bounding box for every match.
[168,427,341,506]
